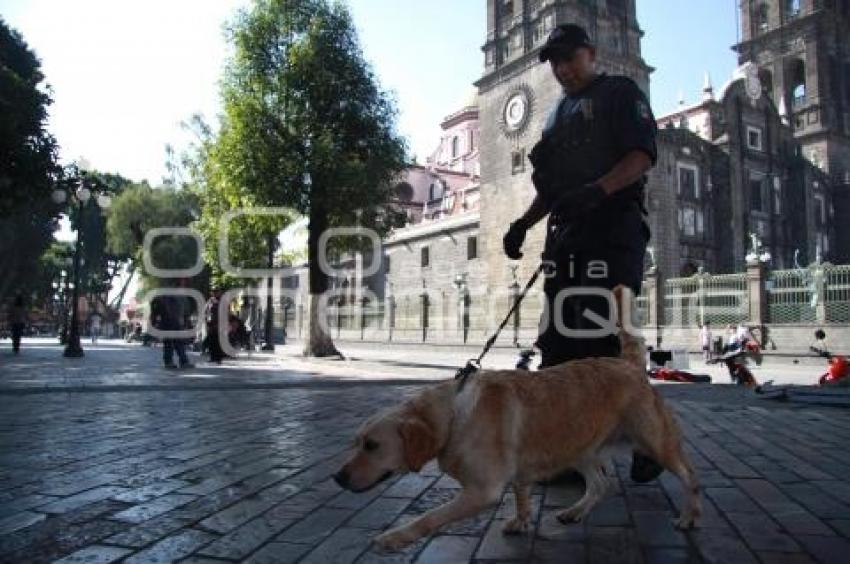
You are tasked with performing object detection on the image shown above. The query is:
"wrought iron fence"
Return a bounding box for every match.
[826,264,850,323]
[663,272,748,327]
[767,268,816,323]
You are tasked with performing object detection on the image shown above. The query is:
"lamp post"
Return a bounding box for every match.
[52,174,111,358]
[508,265,520,345]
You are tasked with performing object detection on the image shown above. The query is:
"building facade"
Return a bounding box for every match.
[275,0,848,342]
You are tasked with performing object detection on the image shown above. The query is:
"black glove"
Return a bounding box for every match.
[503,219,529,260]
[551,182,607,222]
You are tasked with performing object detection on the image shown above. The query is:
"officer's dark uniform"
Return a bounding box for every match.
[533,59,657,369]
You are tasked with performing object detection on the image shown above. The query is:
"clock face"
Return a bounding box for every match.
[500,87,534,137]
[505,94,527,129]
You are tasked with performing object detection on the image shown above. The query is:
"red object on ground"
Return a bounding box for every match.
[819,355,849,385]
[649,368,711,384]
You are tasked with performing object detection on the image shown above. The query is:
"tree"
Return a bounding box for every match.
[106,183,201,291]
[0,18,62,301]
[220,0,407,356]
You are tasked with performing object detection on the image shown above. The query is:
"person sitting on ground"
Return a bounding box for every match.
[811,329,830,356]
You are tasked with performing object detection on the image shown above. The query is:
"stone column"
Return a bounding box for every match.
[746,259,767,326]
[645,267,663,348]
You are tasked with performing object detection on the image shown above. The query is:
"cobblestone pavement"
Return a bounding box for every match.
[1,340,849,563]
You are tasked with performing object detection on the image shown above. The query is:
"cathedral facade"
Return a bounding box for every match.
[278,0,849,340]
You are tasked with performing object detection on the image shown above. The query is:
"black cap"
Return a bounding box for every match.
[539,24,593,63]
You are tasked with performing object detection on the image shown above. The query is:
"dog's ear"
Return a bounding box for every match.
[398,417,436,472]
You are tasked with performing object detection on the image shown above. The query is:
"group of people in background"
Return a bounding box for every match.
[698,321,758,362]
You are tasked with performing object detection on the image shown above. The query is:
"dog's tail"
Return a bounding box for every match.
[619,327,648,371]
[613,284,647,371]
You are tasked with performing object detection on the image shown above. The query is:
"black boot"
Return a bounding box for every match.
[630,452,663,483]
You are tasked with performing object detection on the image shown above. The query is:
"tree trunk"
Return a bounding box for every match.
[303,191,342,358]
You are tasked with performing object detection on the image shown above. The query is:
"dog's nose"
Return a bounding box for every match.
[333,470,349,489]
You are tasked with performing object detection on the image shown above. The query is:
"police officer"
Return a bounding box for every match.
[502,23,661,482]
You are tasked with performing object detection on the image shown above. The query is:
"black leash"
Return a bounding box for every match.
[455,262,546,389]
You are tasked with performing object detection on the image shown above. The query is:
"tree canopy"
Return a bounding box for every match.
[216,0,408,355]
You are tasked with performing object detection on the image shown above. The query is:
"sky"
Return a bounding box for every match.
[2,0,740,187]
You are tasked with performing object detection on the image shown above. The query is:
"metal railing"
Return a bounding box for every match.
[663,272,748,327]
[826,264,850,323]
[767,268,816,323]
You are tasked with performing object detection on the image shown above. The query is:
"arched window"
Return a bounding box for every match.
[451,136,460,158]
[757,3,769,33]
[393,182,413,202]
[758,68,774,102]
[786,0,801,18]
[787,59,806,107]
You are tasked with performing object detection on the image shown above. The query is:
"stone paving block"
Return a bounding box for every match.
[198,496,279,534]
[348,496,414,530]
[0,509,46,535]
[121,529,217,563]
[243,542,313,564]
[0,493,58,519]
[644,547,699,564]
[103,515,194,548]
[781,483,850,520]
[631,510,688,548]
[381,473,437,499]
[38,486,131,515]
[586,495,631,527]
[197,514,298,560]
[38,473,127,497]
[51,544,133,564]
[326,479,394,510]
[770,506,835,537]
[110,479,190,504]
[300,526,373,563]
[704,487,762,514]
[415,535,479,563]
[0,518,127,564]
[275,506,353,545]
[625,485,674,512]
[542,483,584,508]
[755,553,817,564]
[690,527,759,564]
[261,486,340,520]
[724,511,800,552]
[110,493,198,524]
[811,480,850,506]
[795,535,850,564]
[530,538,585,563]
[827,519,850,537]
[587,526,643,564]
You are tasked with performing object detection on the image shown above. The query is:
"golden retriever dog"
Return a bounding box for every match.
[334,329,701,551]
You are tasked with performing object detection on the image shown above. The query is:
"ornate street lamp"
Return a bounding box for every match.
[52,175,111,358]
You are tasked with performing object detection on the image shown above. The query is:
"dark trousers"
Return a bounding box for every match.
[536,236,646,369]
[11,323,23,353]
[163,339,189,366]
[206,324,225,362]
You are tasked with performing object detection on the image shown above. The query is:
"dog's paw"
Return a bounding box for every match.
[501,517,530,535]
[373,529,415,551]
[556,507,585,525]
[673,514,697,530]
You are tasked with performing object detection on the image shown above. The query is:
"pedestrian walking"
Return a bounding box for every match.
[150,282,194,369]
[205,286,225,363]
[699,321,712,362]
[89,312,102,344]
[8,294,27,354]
